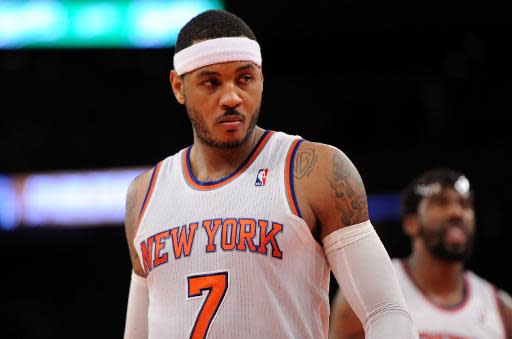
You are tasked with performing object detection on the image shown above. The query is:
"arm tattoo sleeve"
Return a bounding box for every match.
[328,152,368,226]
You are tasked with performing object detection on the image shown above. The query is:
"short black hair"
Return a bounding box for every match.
[400,168,473,218]
[175,10,257,54]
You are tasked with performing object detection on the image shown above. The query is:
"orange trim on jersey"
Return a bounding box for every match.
[285,138,303,218]
[133,161,163,241]
[182,130,274,191]
[400,259,471,312]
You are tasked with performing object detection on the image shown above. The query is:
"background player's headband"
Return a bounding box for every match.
[173,37,262,76]
[415,175,471,199]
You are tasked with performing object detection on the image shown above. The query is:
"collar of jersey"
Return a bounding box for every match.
[400,258,471,312]
[183,130,274,191]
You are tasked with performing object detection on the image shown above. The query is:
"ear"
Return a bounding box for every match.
[403,214,419,238]
[170,70,185,104]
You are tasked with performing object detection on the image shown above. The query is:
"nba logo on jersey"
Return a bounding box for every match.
[255,169,268,186]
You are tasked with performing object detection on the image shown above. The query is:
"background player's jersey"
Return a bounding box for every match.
[134,131,330,339]
[392,259,506,339]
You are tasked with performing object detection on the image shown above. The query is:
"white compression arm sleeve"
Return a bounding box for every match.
[323,220,418,338]
[124,271,149,339]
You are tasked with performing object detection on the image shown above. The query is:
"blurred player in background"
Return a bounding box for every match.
[330,168,512,338]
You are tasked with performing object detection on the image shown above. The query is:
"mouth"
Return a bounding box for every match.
[218,115,244,123]
[442,219,473,246]
[217,115,245,130]
[445,226,466,244]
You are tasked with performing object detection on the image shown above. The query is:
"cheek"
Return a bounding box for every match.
[419,214,443,232]
[465,212,476,231]
[242,82,263,98]
[418,210,435,225]
[251,84,263,100]
[185,94,214,116]
[243,92,262,113]
[185,85,216,104]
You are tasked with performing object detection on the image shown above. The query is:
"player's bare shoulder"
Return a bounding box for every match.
[125,169,154,276]
[294,141,369,239]
[497,289,512,338]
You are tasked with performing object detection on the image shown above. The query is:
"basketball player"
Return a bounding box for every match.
[330,169,512,338]
[123,10,417,339]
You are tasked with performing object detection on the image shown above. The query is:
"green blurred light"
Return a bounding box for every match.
[0,0,224,48]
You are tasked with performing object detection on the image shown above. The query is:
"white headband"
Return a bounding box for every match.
[173,37,262,75]
[415,176,471,198]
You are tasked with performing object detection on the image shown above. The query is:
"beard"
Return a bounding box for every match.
[187,106,260,149]
[418,220,475,262]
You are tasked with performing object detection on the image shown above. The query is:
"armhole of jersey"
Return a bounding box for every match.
[132,161,163,242]
[284,138,303,218]
[493,286,509,339]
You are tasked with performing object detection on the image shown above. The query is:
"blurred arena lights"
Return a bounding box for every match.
[0,167,400,230]
[0,167,147,229]
[0,0,224,48]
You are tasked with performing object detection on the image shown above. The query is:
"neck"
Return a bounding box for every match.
[406,247,466,305]
[189,127,265,182]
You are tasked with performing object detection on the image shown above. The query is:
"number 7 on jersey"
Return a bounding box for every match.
[187,271,229,339]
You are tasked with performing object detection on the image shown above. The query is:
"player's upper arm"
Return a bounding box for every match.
[497,289,512,338]
[125,169,154,277]
[329,288,365,339]
[294,141,369,240]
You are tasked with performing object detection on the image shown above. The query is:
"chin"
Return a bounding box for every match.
[219,129,250,143]
[207,135,246,149]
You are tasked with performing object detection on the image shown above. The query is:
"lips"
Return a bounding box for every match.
[445,226,466,243]
[217,116,243,123]
[217,115,244,131]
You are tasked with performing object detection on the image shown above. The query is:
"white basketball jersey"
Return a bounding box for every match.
[134,131,331,339]
[392,259,506,339]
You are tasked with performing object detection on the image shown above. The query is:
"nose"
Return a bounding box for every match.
[219,83,242,109]
[446,201,465,220]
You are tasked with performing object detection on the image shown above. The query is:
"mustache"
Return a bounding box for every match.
[216,109,245,122]
[419,217,469,238]
[223,108,242,117]
[444,216,465,228]
[439,218,473,239]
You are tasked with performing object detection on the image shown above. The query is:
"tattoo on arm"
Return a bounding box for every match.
[294,148,318,179]
[328,152,368,226]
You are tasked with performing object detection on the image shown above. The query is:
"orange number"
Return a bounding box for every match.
[187,271,228,339]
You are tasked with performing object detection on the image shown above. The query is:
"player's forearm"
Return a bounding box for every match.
[324,220,418,339]
[124,271,149,339]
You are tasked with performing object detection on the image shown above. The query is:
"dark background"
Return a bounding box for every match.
[1,1,511,338]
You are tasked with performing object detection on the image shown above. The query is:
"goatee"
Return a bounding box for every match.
[189,107,260,149]
[419,222,474,262]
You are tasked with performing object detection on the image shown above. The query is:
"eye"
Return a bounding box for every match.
[431,196,448,207]
[201,78,220,87]
[461,198,473,209]
[238,74,254,84]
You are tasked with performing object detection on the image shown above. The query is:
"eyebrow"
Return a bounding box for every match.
[196,70,220,77]
[235,63,256,72]
[196,63,256,78]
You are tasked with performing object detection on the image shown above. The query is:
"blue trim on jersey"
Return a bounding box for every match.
[289,139,304,219]
[185,130,270,187]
